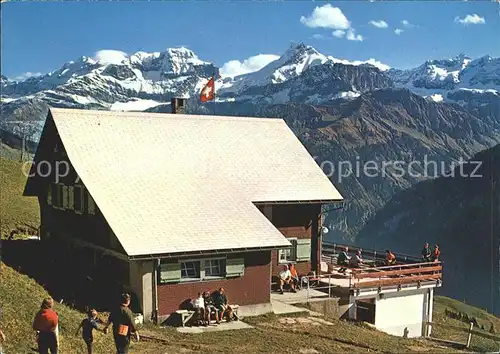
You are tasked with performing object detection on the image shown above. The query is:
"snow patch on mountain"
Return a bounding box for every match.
[426,94,444,102]
[110,99,163,111]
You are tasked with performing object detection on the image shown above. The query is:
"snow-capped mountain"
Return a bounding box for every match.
[1,42,499,142]
[218,43,392,104]
[1,47,218,112]
[387,53,500,103]
[0,43,395,135]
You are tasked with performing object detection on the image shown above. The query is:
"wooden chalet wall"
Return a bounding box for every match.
[258,204,321,278]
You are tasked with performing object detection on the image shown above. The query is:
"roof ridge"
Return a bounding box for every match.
[49,107,284,123]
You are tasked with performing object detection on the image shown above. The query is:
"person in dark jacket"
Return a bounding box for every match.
[103,293,139,354]
[213,288,233,323]
[421,243,432,262]
[76,308,102,354]
[32,297,59,354]
[203,291,219,325]
[337,247,350,273]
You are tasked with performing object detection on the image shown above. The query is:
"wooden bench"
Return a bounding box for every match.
[175,309,195,327]
[205,304,240,322]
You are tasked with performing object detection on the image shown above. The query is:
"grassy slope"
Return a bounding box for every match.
[0,263,116,354]
[0,157,40,237]
[432,296,500,352]
[1,150,499,353]
[3,261,499,354]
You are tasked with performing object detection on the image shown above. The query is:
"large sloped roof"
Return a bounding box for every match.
[47,108,343,257]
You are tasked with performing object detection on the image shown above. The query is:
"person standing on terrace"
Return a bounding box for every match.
[432,245,440,262]
[421,243,432,262]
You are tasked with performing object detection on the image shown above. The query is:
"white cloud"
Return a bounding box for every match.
[330,57,390,71]
[454,14,486,25]
[401,20,414,28]
[12,72,43,81]
[394,28,404,35]
[312,34,325,40]
[220,54,279,77]
[346,29,364,42]
[93,49,128,65]
[361,59,390,71]
[300,4,350,30]
[332,30,346,38]
[369,20,388,29]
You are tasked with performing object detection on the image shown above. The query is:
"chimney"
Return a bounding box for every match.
[171,98,186,114]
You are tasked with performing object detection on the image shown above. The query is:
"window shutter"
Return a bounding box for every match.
[160,263,181,284]
[62,186,69,209]
[68,186,74,210]
[296,239,312,262]
[46,184,52,205]
[226,258,245,278]
[88,193,96,215]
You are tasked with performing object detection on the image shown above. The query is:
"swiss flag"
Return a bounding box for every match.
[200,77,215,102]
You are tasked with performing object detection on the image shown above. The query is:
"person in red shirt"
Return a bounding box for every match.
[432,245,440,262]
[32,297,59,354]
[288,264,299,291]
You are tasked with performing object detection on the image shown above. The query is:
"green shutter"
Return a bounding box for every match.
[68,186,74,210]
[88,193,95,215]
[62,186,69,209]
[160,263,181,284]
[226,258,245,278]
[296,239,312,262]
[46,184,52,205]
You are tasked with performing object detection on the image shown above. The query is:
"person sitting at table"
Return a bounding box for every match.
[278,265,295,294]
[385,250,396,266]
[288,263,300,290]
[349,250,364,268]
[337,247,350,273]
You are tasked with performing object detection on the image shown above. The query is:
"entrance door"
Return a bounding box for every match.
[355,299,376,324]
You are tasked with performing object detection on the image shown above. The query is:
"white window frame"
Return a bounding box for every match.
[179,257,227,283]
[278,238,298,264]
[203,258,226,280]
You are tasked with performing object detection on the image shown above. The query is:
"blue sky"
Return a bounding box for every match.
[2,1,499,79]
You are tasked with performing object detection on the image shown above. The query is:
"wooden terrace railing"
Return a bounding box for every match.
[321,241,443,290]
[349,261,443,289]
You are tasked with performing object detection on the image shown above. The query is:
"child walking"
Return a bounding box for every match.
[76,309,102,354]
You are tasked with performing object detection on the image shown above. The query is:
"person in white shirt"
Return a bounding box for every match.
[193,292,206,326]
[278,265,293,294]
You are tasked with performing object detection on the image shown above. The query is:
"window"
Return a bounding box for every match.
[74,185,84,214]
[159,257,240,284]
[87,192,96,215]
[179,259,226,281]
[204,259,225,278]
[278,238,312,263]
[181,261,200,279]
[278,239,297,263]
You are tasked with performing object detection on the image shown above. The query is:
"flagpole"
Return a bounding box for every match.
[213,69,216,116]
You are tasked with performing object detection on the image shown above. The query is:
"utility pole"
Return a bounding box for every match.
[20,133,25,162]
